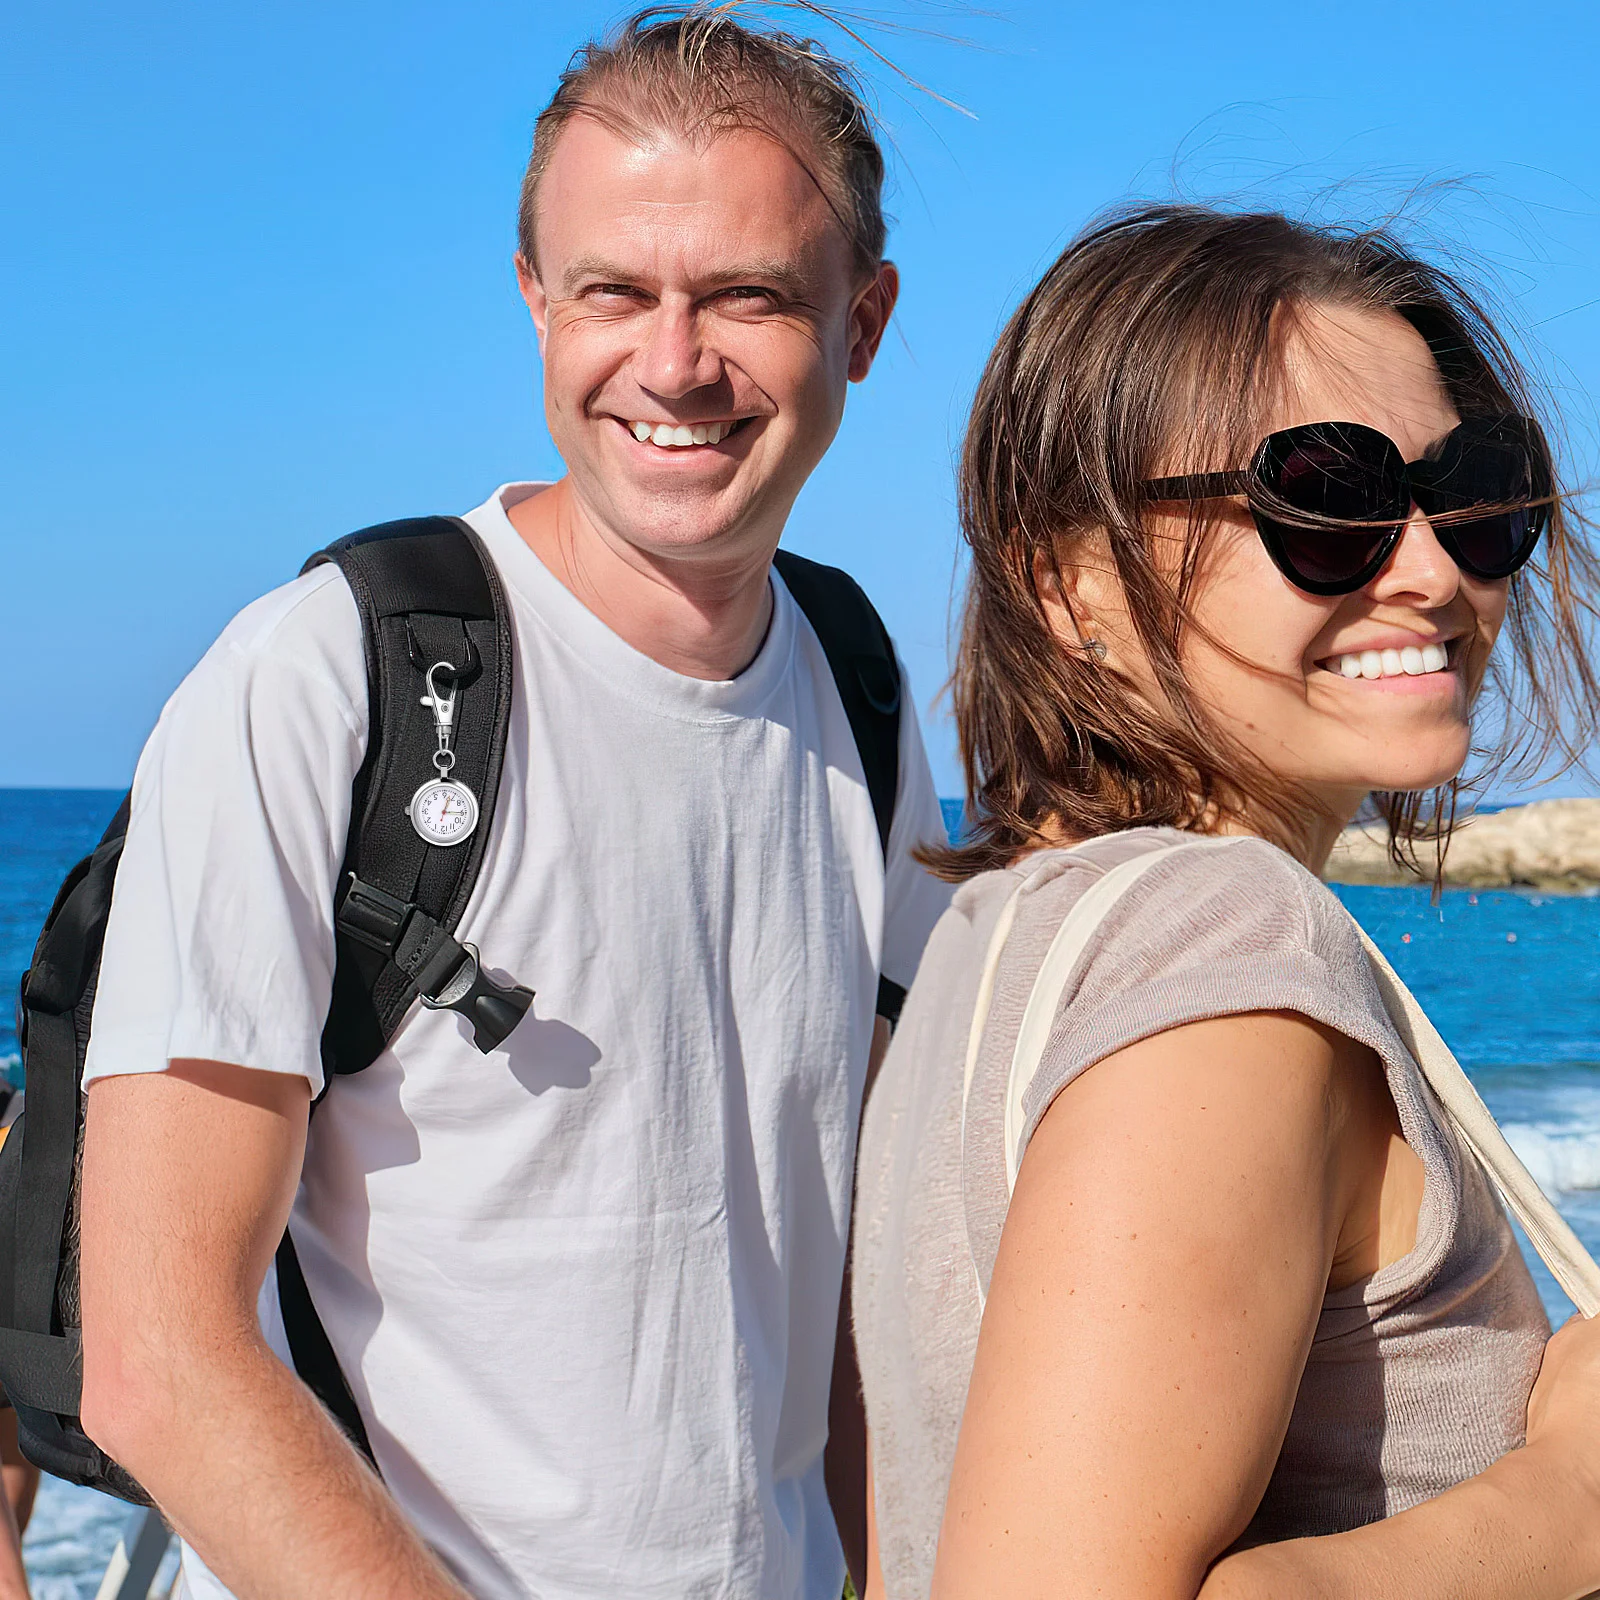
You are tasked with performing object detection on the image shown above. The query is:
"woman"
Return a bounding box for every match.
[854,205,1600,1599]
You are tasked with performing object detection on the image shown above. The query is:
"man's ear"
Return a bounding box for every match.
[515,254,550,357]
[847,260,899,383]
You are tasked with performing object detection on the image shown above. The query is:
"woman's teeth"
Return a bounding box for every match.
[630,419,738,447]
[1334,643,1450,680]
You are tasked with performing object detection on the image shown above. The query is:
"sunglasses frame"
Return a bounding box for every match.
[1140,415,1551,597]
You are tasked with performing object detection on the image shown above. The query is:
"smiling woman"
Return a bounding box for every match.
[853,204,1600,1600]
[929,206,1599,880]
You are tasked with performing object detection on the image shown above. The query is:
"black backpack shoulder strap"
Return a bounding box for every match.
[279,515,531,1465]
[771,550,907,1024]
[4,801,130,1423]
[772,550,901,855]
[305,515,530,1076]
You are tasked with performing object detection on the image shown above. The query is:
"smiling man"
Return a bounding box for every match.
[75,11,948,1600]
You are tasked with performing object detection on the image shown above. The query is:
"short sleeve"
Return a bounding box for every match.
[1007,837,1400,1163]
[878,674,955,993]
[83,566,367,1098]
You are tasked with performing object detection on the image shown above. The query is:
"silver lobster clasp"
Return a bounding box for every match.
[420,662,459,732]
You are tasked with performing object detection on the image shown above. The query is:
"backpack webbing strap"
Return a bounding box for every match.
[0,1328,82,1416]
[13,805,129,1349]
[772,551,905,1025]
[302,517,525,1077]
[773,550,901,858]
[274,1231,374,1464]
[280,517,527,1474]
[12,1014,79,1342]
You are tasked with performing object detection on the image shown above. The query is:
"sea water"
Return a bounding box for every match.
[4,789,1599,1595]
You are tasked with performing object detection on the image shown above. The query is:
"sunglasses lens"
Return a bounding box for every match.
[1254,424,1406,591]
[1444,508,1543,577]
[1410,418,1549,579]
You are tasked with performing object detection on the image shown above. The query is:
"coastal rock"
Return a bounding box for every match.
[1324,798,1600,890]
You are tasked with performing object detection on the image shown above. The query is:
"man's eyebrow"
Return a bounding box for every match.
[559,256,812,298]
[703,261,812,298]
[559,256,639,292]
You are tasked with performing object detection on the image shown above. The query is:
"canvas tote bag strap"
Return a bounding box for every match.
[959,866,1049,1305]
[961,837,1235,1308]
[1003,836,1245,1195]
[1357,929,1600,1318]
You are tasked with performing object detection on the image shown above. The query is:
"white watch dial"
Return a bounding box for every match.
[409,779,480,847]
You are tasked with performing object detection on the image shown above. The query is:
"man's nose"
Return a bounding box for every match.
[1368,504,1462,607]
[634,300,723,399]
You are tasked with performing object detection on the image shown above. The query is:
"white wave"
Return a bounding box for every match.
[1503,1123,1600,1195]
[0,1054,17,1073]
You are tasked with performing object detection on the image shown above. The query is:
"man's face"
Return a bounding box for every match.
[520,115,896,565]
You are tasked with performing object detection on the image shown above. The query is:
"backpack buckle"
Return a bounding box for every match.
[416,943,534,1054]
[341,874,534,1054]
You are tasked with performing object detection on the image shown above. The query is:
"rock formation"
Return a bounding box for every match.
[1325,798,1600,890]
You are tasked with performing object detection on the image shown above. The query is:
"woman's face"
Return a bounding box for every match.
[1148,303,1506,822]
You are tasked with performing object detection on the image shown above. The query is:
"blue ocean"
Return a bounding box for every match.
[4,788,1600,1594]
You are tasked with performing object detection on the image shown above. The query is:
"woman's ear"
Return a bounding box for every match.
[1034,546,1085,646]
[1034,538,1119,661]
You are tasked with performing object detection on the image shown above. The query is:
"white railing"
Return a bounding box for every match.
[91,1504,173,1600]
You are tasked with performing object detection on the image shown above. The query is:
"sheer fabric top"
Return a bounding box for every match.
[854,829,1549,1599]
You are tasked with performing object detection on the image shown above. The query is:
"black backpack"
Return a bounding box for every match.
[0,517,904,1500]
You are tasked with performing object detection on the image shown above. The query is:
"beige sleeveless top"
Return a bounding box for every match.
[854,829,1550,1600]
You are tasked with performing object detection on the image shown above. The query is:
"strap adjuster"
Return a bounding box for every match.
[337,874,533,1053]
[336,875,413,955]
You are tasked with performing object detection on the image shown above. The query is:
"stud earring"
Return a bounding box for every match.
[1084,638,1108,662]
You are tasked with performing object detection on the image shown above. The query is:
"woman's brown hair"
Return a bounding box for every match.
[928,203,1600,880]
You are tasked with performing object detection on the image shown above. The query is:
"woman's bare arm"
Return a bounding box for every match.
[1203,1309,1600,1599]
[930,1010,1600,1600]
[863,1430,886,1600]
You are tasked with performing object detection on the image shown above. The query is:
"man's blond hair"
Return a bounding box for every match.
[519,5,888,278]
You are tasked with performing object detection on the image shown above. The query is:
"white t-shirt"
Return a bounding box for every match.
[84,484,951,1600]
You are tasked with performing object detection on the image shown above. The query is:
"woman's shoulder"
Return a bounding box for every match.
[958,831,1413,1195]
[1007,827,1312,933]
[997,828,1377,1026]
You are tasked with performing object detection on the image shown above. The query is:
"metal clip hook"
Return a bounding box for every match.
[420,661,463,775]
[420,662,458,732]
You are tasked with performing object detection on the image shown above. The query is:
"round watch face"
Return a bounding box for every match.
[408,778,480,847]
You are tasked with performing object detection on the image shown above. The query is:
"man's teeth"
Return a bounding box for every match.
[629,420,737,447]
[1335,643,1450,680]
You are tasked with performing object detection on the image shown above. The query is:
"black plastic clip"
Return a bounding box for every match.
[336,874,534,1054]
[416,943,534,1054]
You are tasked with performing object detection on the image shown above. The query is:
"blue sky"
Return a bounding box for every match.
[6,0,1600,796]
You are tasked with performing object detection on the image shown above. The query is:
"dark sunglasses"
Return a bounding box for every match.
[1140,414,1552,596]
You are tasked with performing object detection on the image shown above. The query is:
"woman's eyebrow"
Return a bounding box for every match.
[1414,420,1464,461]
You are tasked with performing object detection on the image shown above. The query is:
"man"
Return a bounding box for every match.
[76,9,948,1600]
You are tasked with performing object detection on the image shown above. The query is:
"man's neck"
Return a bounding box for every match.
[507,479,777,681]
